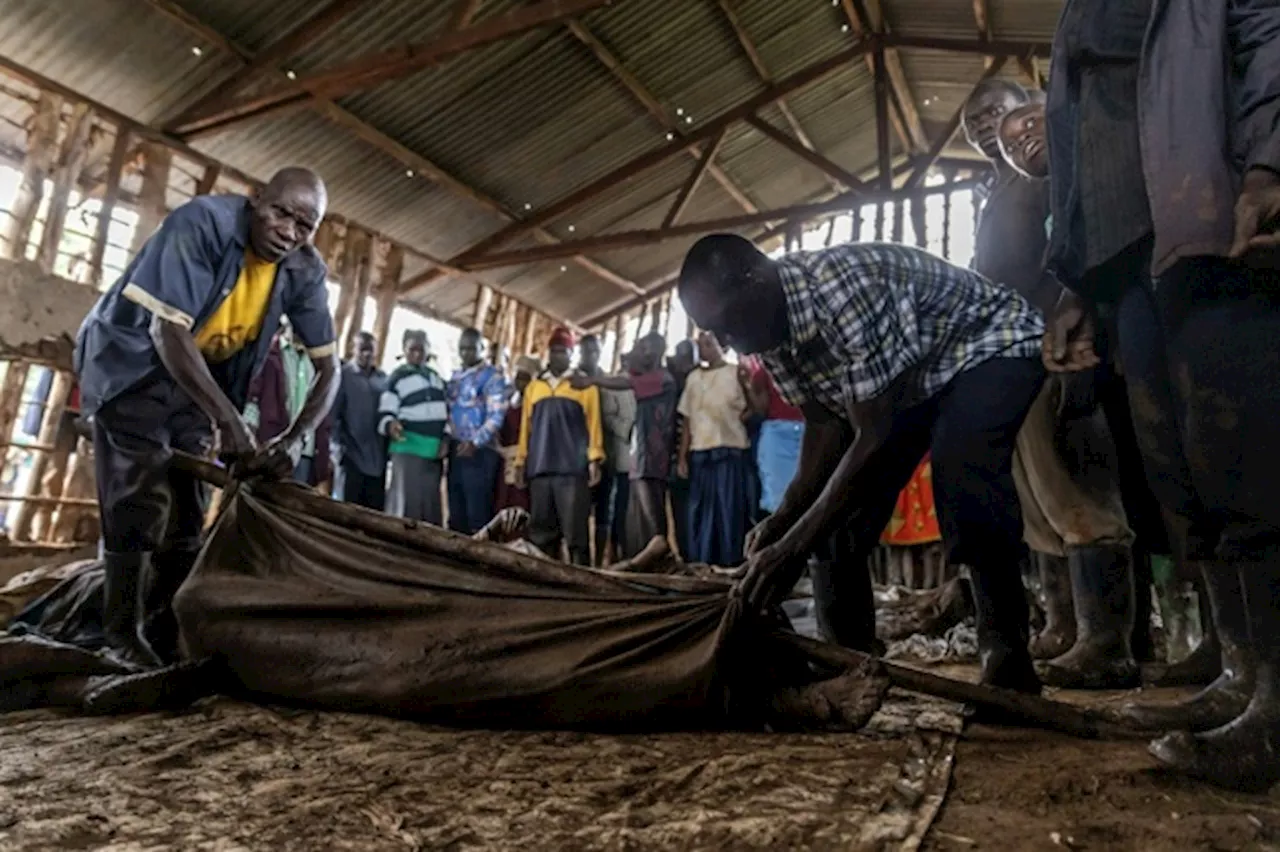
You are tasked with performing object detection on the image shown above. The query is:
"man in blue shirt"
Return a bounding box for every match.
[446,327,506,534]
[75,167,339,669]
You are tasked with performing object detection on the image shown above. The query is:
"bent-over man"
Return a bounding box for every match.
[75,167,338,669]
[679,234,1046,696]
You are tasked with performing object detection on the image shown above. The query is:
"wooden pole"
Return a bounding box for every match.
[343,234,376,359]
[4,92,62,261]
[89,125,131,287]
[50,436,95,544]
[36,103,96,274]
[873,46,891,191]
[910,196,928,249]
[131,142,172,254]
[471,283,494,332]
[662,128,726,228]
[0,361,30,451]
[10,369,72,542]
[331,226,365,349]
[372,243,403,366]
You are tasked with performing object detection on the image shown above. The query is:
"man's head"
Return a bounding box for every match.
[403,329,429,366]
[514,355,540,394]
[354,331,377,371]
[458,327,484,368]
[578,334,602,374]
[249,167,327,263]
[997,102,1049,179]
[547,327,575,376]
[619,352,632,374]
[633,332,666,373]
[678,234,788,355]
[695,330,725,365]
[961,80,1031,161]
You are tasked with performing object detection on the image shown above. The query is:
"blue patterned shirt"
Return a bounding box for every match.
[447,363,507,448]
[761,243,1044,416]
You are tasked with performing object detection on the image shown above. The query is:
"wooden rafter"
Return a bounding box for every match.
[137,0,641,301]
[902,55,1009,190]
[164,0,376,130]
[663,127,726,228]
[873,46,892,189]
[461,179,976,271]
[839,0,926,153]
[744,114,865,190]
[973,0,993,68]
[170,0,615,138]
[713,0,840,193]
[564,19,756,214]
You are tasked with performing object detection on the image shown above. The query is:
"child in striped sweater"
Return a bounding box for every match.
[379,329,448,524]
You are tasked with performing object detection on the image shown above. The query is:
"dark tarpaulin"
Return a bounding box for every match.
[2,479,887,730]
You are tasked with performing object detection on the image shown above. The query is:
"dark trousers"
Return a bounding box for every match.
[1099,247,1280,563]
[593,471,630,557]
[335,459,385,511]
[93,375,211,556]
[529,474,591,565]
[687,447,751,566]
[447,445,500,535]
[813,357,1044,649]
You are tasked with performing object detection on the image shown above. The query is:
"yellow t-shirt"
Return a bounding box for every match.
[193,249,278,363]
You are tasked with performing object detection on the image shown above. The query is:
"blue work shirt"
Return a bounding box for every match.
[75,194,336,417]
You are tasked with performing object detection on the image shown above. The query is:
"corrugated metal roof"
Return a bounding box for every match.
[0,0,1063,328]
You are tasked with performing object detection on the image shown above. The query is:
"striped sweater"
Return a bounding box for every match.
[379,364,448,459]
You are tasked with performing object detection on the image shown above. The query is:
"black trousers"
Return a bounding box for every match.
[814,357,1044,647]
[93,375,212,556]
[1097,245,1280,563]
[335,459,386,511]
[528,474,591,565]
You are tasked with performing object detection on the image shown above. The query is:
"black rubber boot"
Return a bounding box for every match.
[1125,564,1254,731]
[143,544,202,663]
[970,565,1041,694]
[1029,553,1075,660]
[1150,564,1280,792]
[101,552,163,671]
[1037,544,1140,689]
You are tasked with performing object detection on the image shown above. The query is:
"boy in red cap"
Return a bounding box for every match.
[513,327,603,564]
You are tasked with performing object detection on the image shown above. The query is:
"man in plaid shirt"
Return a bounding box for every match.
[679,234,1046,697]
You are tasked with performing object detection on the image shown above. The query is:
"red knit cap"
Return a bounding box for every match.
[548,326,576,349]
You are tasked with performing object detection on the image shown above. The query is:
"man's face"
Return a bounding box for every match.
[458,333,481,367]
[355,338,376,370]
[579,339,601,373]
[404,341,426,366]
[249,183,324,263]
[548,344,571,375]
[696,330,723,363]
[962,89,1025,161]
[998,104,1049,179]
[515,371,533,393]
[634,338,662,372]
[681,269,781,356]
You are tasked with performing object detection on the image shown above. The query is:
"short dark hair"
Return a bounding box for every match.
[460,326,482,341]
[355,331,376,345]
[579,333,600,347]
[639,331,666,347]
[679,234,761,298]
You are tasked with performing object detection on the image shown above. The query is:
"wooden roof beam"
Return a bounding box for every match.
[663,127,726,228]
[564,19,756,214]
[460,179,976,271]
[973,0,993,68]
[163,0,376,131]
[839,0,926,153]
[714,0,841,194]
[171,0,617,138]
[744,114,865,190]
[138,0,640,306]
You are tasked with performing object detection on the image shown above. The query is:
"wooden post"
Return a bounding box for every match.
[331,226,365,348]
[37,103,96,274]
[51,436,95,543]
[659,293,673,339]
[195,164,222,196]
[910,197,928,248]
[610,314,625,372]
[471,283,493,332]
[874,201,886,241]
[343,233,376,358]
[10,369,72,542]
[89,125,131,286]
[942,186,953,258]
[523,307,539,357]
[0,360,30,449]
[372,243,403,365]
[131,142,172,253]
[891,197,905,243]
[851,206,863,242]
[4,92,62,261]
[873,46,892,190]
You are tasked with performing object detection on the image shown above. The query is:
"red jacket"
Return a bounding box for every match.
[247,343,332,485]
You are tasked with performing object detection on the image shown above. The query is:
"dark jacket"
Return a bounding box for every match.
[75,195,335,416]
[1046,0,1280,282]
[517,374,604,479]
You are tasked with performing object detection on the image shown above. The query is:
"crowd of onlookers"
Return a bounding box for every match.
[245,321,806,567]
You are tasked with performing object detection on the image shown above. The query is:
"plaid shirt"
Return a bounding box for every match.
[761,243,1044,415]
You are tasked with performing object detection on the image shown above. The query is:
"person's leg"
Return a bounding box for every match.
[686,450,712,564]
[610,473,630,563]
[292,456,314,486]
[424,459,444,526]
[669,476,690,559]
[559,474,592,566]
[446,448,468,532]
[526,475,561,556]
[93,380,182,670]
[384,454,407,517]
[931,356,1045,693]
[471,446,500,533]
[592,463,613,566]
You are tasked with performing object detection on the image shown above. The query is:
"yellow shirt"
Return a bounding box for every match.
[193,249,278,363]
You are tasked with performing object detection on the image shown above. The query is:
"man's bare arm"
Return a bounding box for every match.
[150,315,254,454]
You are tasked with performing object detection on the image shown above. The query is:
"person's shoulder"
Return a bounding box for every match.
[160,194,242,241]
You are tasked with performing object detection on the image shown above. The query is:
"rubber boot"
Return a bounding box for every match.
[970,564,1041,694]
[1148,574,1222,687]
[143,544,202,663]
[1037,544,1140,689]
[1124,564,1254,732]
[1150,563,1280,792]
[101,552,163,670]
[1029,553,1075,660]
